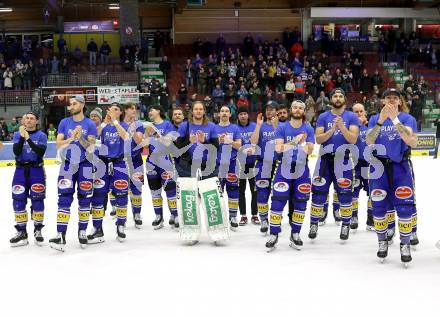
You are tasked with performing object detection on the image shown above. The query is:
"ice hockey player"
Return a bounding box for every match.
[250,100,279,234]
[10,111,47,247]
[123,103,146,228]
[308,88,359,241]
[351,103,373,231]
[146,105,179,229]
[366,88,418,266]
[266,100,315,251]
[49,95,97,251]
[215,105,242,230]
[88,102,130,243]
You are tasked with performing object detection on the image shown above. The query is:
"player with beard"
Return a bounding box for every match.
[266,100,314,251]
[308,88,359,242]
[250,100,279,234]
[215,105,242,230]
[277,104,289,123]
[88,103,130,243]
[366,89,418,266]
[49,95,97,251]
[10,111,47,247]
[171,107,184,130]
[236,107,258,226]
[351,103,374,230]
[175,101,219,179]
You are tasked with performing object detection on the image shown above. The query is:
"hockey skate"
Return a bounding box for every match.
[308,223,318,240]
[410,232,419,250]
[350,216,358,231]
[340,223,350,242]
[87,227,105,244]
[289,232,303,250]
[239,216,248,226]
[34,224,44,246]
[117,225,126,242]
[152,214,164,230]
[251,215,260,225]
[49,232,66,252]
[400,243,412,268]
[377,240,388,263]
[260,219,269,235]
[134,213,142,229]
[10,227,28,247]
[229,217,238,231]
[266,234,278,252]
[78,230,88,249]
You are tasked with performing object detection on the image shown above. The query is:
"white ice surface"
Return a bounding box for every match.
[0,157,439,316]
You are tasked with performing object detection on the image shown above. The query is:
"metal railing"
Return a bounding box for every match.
[46,72,140,87]
[0,90,34,106]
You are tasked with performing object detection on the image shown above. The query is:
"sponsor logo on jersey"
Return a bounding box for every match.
[312,176,326,186]
[161,171,173,180]
[226,173,238,183]
[273,181,289,192]
[58,178,72,189]
[256,179,269,188]
[31,183,45,193]
[93,179,106,189]
[395,186,413,199]
[371,189,387,201]
[298,183,311,194]
[114,179,129,190]
[337,178,352,188]
[12,184,25,195]
[79,181,92,191]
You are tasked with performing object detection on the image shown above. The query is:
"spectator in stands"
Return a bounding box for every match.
[153,30,164,57]
[0,117,8,141]
[13,69,23,89]
[434,116,440,159]
[3,67,13,90]
[243,33,254,57]
[248,81,261,112]
[141,33,149,64]
[87,38,98,66]
[409,93,423,131]
[315,90,329,112]
[0,64,6,89]
[159,56,171,81]
[133,45,142,72]
[57,35,66,58]
[371,70,383,90]
[50,56,60,74]
[359,68,370,95]
[7,117,20,135]
[216,34,226,54]
[305,94,316,121]
[404,74,415,92]
[212,83,225,108]
[184,58,194,88]
[23,64,33,90]
[72,45,82,66]
[100,41,112,66]
[177,83,188,105]
[36,58,48,87]
[196,65,207,95]
[60,57,69,74]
